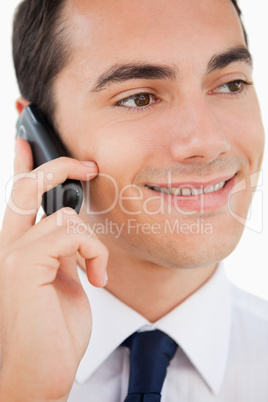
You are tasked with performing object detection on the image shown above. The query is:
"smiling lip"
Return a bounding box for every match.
[145,175,236,212]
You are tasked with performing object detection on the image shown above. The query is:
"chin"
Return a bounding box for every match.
[139,222,245,270]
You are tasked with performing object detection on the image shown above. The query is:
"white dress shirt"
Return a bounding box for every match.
[68,264,268,401]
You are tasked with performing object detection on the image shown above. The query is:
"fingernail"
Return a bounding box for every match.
[80,161,97,167]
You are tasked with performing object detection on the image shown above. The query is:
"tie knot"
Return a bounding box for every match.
[122,330,178,399]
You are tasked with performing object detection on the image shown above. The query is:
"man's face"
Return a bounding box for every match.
[54,0,264,269]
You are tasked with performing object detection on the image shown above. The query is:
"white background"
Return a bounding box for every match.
[0,1,267,299]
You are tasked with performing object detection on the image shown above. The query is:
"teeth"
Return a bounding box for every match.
[192,188,203,195]
[159,187,170,194]
[204,186,214,194]
[181,188,191,196]
[170,188,181,196]
[147,181,226,196]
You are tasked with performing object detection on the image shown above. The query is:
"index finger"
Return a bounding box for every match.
[1,142,98,244]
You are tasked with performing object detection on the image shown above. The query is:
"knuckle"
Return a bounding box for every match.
[1,250,23,284]
[12,175,33,193]
[58,156,71,166]
[12,174,42,204]
[4,249,22,268]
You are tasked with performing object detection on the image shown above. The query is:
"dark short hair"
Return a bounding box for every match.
[12,0,248,124]
[12,0,69,123]
[230,0,248,45]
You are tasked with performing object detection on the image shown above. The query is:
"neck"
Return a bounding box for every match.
[77,252,217,322]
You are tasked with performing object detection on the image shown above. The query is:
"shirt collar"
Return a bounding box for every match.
[76,263,232,395]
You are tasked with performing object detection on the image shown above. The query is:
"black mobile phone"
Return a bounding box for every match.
[16,104,83,215]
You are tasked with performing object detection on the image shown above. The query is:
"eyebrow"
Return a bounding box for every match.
[207,46,252,73]
[90,63,178,92]
[90,46,253,93]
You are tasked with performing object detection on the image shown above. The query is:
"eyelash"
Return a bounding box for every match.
[113,79,253,112]
[114,93,159,112]
[211,79,253,96]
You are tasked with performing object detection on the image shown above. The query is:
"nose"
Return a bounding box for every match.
[169,95,230,163]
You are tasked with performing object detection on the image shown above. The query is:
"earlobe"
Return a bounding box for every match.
[16,97,30,115]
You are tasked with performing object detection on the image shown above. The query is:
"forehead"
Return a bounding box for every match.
[63,0,246,74]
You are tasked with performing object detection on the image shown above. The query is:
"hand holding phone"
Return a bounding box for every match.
[16,104,83,215]
[0,141,107,401]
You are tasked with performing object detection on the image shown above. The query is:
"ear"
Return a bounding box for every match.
[16,97,30,115]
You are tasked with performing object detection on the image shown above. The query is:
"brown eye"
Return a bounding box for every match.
[214,79,251,94]
[133,93,151,106]
[116,92,158,109]
[227,81,242,92]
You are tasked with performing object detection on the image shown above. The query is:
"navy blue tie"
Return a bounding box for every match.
[122,330,178,401]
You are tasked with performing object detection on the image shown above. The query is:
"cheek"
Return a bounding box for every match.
[234,111,264,171]
[79,119,158,177]
[247,123,264,172]
[78,122,157,215]
[225,103,264,221]
[215,94,265,172]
